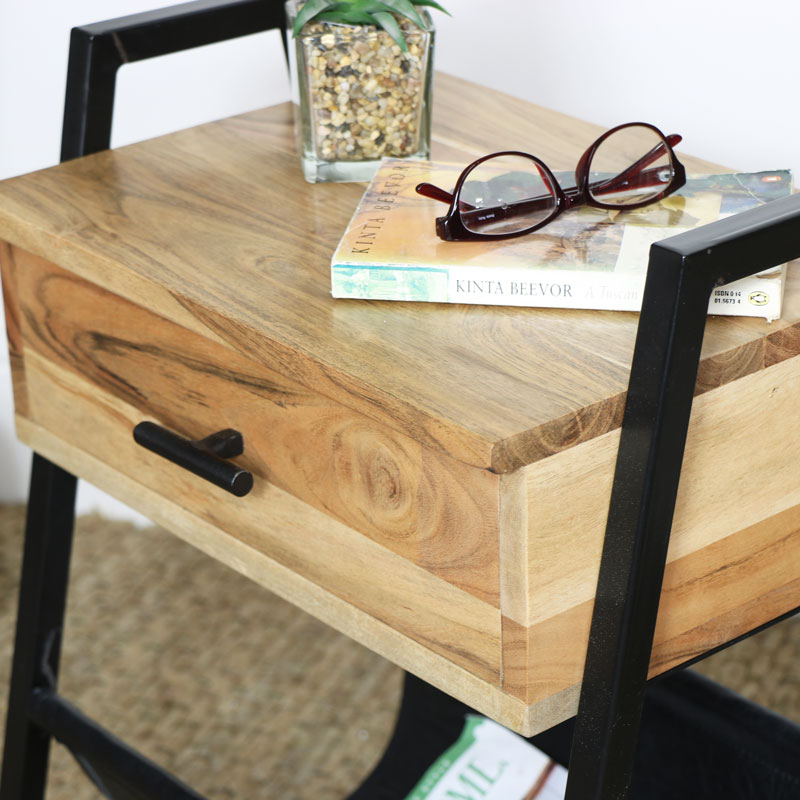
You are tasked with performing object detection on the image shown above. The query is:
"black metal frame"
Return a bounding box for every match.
[0,457,77,800]
[28,690,205,800]
[2,0,800,796]
[564,191,800,799]
[61,0,287,162]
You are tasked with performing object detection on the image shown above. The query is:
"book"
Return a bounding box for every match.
[331,159,792,320]
[403,714,567,800]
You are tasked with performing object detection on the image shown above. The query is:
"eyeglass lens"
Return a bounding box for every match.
[587,125,675,207]
[458,154,558,236]
[455,126,676,236]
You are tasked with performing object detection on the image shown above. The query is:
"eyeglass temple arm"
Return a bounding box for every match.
[415,182,456,205]
[417,135,681,207]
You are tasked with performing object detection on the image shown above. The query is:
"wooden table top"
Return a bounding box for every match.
[0,73,797,476]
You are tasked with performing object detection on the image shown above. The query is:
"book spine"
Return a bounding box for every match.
[331,264,784,320]
[331,262,645,311]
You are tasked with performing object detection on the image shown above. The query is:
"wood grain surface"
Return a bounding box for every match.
[18,351,503,687]
[0,74,797,475]
[501,502,800,706]
[0,241,27,417]
[515,353,800,628]
[16,415,543,730]
[496,353,800,704]
[2,73,800,735]
[11,245,501,607]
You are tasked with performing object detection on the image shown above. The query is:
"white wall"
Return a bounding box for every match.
[435,0,800,178]
[1,0,798,520]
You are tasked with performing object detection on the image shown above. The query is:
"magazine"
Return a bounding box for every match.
[403,715,567,800]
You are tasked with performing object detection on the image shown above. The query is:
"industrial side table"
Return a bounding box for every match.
[1,72,799,799]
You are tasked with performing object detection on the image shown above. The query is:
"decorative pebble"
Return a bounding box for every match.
[299,16,430,162]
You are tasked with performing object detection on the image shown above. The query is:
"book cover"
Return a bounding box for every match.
[403,715,567,800]
[331,160,792,320]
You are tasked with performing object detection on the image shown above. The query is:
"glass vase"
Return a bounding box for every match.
[286,0,435,183]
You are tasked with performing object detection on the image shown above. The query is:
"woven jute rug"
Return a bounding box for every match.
[0,503,798,799]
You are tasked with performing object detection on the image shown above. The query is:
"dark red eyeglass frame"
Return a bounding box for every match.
[415,122,687,241]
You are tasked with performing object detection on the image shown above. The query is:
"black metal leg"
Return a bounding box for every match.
[0,455,78,800]
[28,690,206,800]
[564,264,713,800]
[565,192,800,799]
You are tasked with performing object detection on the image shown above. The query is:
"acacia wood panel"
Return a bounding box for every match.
[513,353,800,628]
[13,245,500,606]
[501,501,800,706]
[16,415,550,733]
[0,76,797,474]
[20,351,502,687]
[1,74,798,735]
[0,241,27,417]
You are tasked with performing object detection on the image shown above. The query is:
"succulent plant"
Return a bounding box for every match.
[292,0,449,52]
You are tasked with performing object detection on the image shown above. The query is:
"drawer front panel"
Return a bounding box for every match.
[18,358,501,685]
[12,246,500,607]
[9,245,504,686]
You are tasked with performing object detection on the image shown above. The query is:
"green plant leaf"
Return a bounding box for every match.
[372,9,408,51]
[317,9,377,25]
[377,0,428,30]
[293,0,337,36]
[293,0,445,48]
[411,0,450,15]
[347,0,418,20]
[315,0,357,18]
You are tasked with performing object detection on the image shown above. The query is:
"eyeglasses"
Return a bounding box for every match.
[415,122,686,241]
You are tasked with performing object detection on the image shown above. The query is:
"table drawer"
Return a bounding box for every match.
[9,245,498,591]
[3,244,504,678]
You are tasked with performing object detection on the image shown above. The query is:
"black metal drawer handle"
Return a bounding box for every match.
[133,422,254,497]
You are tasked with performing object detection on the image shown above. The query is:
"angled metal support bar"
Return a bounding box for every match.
[565,192,800,800]
[0,455,77,800]
[29,689,207,800]
[61,0,287,161]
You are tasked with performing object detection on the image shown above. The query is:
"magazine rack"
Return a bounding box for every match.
[1,3,800,798]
